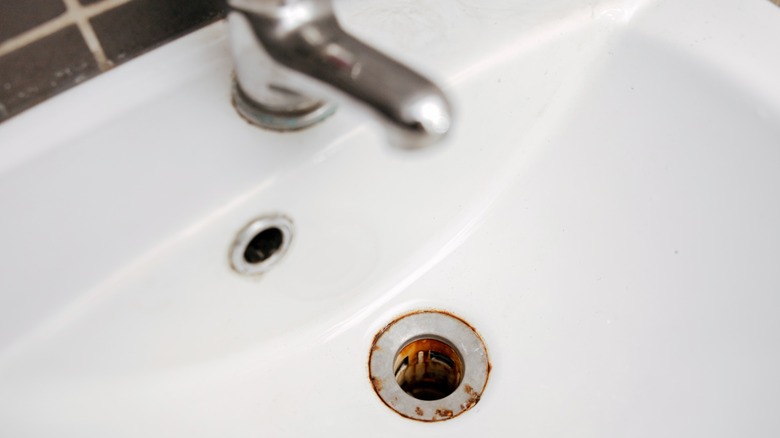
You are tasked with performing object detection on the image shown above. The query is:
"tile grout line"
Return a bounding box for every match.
[0,0,134,60]
[0,14,73,57]
[62,0,111,71]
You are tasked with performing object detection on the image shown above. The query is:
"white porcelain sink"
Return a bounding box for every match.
[2,0,780,435]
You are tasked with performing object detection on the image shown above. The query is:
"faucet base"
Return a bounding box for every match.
[231,80,337,131]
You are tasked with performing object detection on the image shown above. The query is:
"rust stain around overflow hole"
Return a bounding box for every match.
[415,407,424,416]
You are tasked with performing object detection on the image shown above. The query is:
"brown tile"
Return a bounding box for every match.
[90,0,227,65]
[0,0,67,42]
[0,25,99,122]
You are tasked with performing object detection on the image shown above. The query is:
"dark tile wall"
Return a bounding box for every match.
[0,0,227,124]
[0,0,66,42]
[91,0,226,66]
[0,25,98,120]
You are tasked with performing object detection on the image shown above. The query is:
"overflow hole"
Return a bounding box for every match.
[230,215,293,275]
[243,227,283,264]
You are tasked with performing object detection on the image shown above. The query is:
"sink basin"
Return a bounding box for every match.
[1,0,780,435]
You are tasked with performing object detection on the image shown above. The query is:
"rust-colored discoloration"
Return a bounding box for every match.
[460,384,482,411]
[368,309,490,423]
[435,409,454,419]
[371,376,383,392]
[369,319,392,406]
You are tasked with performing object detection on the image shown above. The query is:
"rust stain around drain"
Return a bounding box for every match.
[368,309,490,423]
[371,376,383,392]
[434,409,454,419]
[461,384,481,410]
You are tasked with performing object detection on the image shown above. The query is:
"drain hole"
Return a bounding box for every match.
[243,227,283,264]
[394,338,464,401]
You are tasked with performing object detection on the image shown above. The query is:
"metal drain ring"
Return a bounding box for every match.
[230,215,293,275]
[369,310,490,422]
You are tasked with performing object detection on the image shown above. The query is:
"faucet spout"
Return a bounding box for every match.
[228,0,452,149]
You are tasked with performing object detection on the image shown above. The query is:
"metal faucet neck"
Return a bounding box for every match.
[228,0,453,149]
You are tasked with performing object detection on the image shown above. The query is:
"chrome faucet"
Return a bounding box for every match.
[227,0,453,149]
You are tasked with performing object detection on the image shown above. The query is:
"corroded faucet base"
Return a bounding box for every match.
[231,79,337,131]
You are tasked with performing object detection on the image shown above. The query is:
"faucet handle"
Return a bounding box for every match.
[228,0,453,149]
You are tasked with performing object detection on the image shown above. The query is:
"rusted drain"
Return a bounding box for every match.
[395,338,464,401]
[369,310,489,422]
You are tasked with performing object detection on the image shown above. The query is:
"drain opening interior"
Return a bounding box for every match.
[243,227,284,264]
[394,338,464,401]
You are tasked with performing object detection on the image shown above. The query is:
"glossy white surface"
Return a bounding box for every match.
[1,0,780,436]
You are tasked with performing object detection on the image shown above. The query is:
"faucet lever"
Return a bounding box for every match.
[228,0,453,149]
